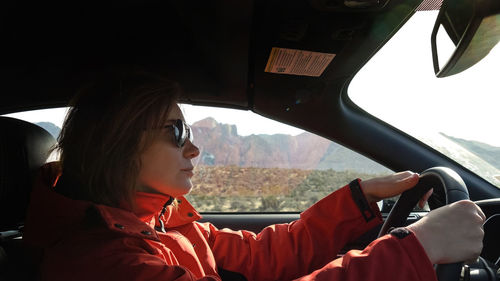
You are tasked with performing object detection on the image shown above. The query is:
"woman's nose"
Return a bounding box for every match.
[183,140,200,159]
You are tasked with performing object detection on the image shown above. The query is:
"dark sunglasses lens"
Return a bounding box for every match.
[172,123,181,147]
[172,119,181,147]
[172,119,193,147]
[174,119,188,147]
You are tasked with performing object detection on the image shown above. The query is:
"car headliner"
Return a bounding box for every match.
[1,0,499,200]
[1,0,418,113]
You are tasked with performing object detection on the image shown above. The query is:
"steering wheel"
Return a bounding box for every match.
[378,167,470,281]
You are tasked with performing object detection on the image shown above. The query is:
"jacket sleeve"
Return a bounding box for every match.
[197,184,434,281]
[294,232,437,281]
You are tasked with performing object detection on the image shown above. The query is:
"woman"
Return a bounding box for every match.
[23,71,484,281]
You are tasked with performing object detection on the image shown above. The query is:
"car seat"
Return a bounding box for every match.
[0,116,56,280]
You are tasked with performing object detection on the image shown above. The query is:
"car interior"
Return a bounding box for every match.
[0,0,499,280]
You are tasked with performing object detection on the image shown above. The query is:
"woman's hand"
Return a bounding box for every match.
[407,200,485,264]
[361,171,485,264]
[360,171,432,208]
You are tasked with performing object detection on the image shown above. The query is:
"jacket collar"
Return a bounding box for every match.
[91,193,202,241]
[133,192,202,229]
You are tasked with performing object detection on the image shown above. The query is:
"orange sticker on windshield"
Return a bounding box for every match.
[264,47,336,77]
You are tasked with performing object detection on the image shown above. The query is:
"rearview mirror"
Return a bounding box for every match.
[431,0,500,77]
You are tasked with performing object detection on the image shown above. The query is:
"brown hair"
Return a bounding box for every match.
[56,70,180,209]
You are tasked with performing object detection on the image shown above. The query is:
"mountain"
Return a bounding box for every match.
[36,122,61,139]
[191,117,500,185]
[316,142,392,174]
[191,117,391,174]
[418,132,500,186]
[441,133,500,170]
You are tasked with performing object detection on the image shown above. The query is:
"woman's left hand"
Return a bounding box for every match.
[361,171,432,208]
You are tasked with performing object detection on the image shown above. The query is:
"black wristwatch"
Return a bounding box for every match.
[388,227,412,239]
[349,179,376,222]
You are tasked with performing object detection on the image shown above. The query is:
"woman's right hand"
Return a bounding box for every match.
[406,200,485,264]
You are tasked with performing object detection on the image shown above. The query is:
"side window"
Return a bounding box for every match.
[181,105,393,213]
[3,108,67,140]
[3,107,68,161]
[3,106,394,213]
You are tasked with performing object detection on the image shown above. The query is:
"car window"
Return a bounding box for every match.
[349,10,500,189]
[4,105,393,212]
[3,107,68,140]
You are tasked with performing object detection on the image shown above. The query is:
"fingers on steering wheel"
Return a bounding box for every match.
[418,188,433,209]
[461,200,486,223]
[476,205,486,222]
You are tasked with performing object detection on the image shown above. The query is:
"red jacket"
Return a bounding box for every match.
[24,163,436,281]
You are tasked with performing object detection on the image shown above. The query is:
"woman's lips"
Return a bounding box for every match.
[181,168,194,177]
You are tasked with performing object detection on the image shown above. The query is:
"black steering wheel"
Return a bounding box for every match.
[378,167,470,281]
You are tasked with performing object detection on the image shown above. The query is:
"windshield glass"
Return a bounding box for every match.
[349,10,500,188]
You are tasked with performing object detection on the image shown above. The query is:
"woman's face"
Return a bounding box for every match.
[137,104,200,197]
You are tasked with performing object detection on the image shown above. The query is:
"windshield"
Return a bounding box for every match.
[349,10,500,188]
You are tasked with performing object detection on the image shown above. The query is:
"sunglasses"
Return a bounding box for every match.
[164,119,193,147]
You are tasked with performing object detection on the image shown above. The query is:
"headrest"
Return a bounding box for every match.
[0,117,56,231]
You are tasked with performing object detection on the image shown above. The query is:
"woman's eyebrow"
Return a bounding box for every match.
[165,118,186,123]
[164,119,177,124]
[162,119,184,126]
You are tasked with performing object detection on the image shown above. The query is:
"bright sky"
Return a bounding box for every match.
[4,107,69,126]
[5,11,499,146]
[349,11,500,147]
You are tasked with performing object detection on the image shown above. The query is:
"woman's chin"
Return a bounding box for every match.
[171,182,193,198]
